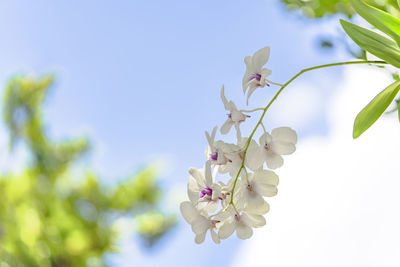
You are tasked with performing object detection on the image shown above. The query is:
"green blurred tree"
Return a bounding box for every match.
[279,0,399,19]
[279,0,400,57]
[0,75,176,267]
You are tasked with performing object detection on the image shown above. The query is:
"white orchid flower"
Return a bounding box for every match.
[259,127,297,169]
[217,178,236,208]
[242,138,266,171]
[218,148,243,178]
[218,138,262,177]
[187,161,222,213]
[216,205,266,240]
[242,47,272,104]
[180,201,221,244]
[220,85,250,141]
[181,45,298,244]
[205,126,230,166]
[238,170,279,214]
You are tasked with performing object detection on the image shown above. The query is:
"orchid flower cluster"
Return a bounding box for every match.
[180,46,298,244]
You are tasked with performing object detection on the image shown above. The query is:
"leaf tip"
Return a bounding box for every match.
[352,130,360,139]
[353,121,361,139]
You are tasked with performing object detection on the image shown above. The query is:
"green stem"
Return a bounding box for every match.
[228,60,387,206]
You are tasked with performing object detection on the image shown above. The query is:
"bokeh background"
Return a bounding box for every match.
[0,1,399,266]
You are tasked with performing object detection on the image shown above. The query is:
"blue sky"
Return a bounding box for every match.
[0,1,353,266]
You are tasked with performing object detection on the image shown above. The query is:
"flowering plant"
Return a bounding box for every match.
[180,47,298,243]
[181,0,400,243]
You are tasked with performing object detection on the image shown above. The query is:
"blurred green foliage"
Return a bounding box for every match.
[0,75,176,267]
[279,0,400,119]
[279,0,400,58]
[279,0,400,18]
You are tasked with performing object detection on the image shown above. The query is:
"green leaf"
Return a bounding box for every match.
[349,0,400,45]
[353,80,400,138]
[341,20,400,68]
[398,100,400,122]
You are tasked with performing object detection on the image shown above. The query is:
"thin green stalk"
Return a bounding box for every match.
[228,60,387,207]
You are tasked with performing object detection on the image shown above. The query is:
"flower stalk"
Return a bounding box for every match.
[227,59,387,207]
[181,44,387,244]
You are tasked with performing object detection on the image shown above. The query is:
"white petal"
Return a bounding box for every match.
[234,193,246,210]
[223,178,235,192]
[235,178,245,197]
[222,142,240,153]
[217,164,229,174]
[254,170,279,185]
[245,142,264,171]
[265,152,284,169]
[214,207,234,221]
[195,232,206,244]
[187,176,200,203]
[205,144,212,160]
[211,183,221,200]
[236,225,253,239]
[272,141,296,155]
[192,216,210,234]
[244,55,255,73]
[228,101,238,112]
[180,201,199,224]
[271,127,297,144]
[227,163,243,178]
[211,229,220,244]
[220,120,233,135]
[218,221,235,239]
[255,183,277,197]
[242,71,251,93]
[196,200,208,210]
[220,85,229,110]
[203,200,218,213]
[242,213,266,228]
[234,123,242,144]
[210,126,217,142]
[260,68,272,79]
[189,168,206,187]
[220,154,243,178]
[246,86,258,105]
[252,47,270,70]
[245,192,270,214]
[205,161,212,186]
[187,168,208,203]
[205,126,218,147]
[259,132,272,145]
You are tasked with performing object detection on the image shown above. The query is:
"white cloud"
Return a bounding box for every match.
[232,66,400,267]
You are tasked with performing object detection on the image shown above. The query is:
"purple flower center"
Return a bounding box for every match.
[248,73,262,82]
[210,151,218,161]
[227,113,251,123]
[199,186,213,198]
